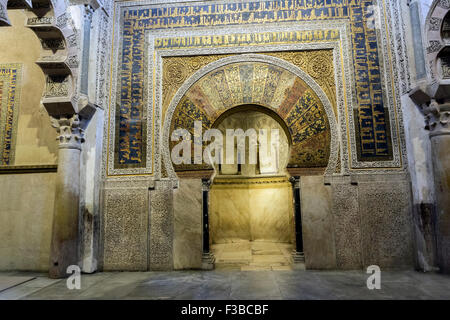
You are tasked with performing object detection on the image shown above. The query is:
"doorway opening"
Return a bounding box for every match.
[209,106,295,270]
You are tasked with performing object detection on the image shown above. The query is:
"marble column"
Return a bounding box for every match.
[201,178,215,270]
[425,100,450,273]
[289,176,305,265]
[48,115,86,278]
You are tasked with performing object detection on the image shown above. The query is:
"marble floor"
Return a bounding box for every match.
[0,269,449,300]
[212,241,294,271]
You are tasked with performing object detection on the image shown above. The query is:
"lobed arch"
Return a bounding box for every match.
[425,0,450,86]
[1,0,97,119]
[162,53,340,179]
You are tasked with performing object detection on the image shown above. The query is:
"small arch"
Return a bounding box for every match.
[424,0,450,81]
[212,104,293,146]
[441,11,450,42]
[437,47,450,79]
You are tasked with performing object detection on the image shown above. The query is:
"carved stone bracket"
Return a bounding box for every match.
[0,0,32,26]
[0,0,10,26]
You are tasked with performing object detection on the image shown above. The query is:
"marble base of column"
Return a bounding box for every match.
[291,251,306,270]
[201,252,215,270]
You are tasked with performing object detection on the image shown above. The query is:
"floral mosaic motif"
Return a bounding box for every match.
[170,61,330,169]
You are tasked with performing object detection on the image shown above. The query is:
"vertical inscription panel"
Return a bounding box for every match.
[102,187,148,270]
[0,64,22,165]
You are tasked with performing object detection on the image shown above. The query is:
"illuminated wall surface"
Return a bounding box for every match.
[114,0,394,170]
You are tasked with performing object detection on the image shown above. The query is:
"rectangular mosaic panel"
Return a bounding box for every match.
[0,64,21,165]
[116,0,393,168]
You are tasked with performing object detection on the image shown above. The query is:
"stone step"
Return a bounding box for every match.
[251,250,282,255]
[215,258,251,264]
[215,263,245,270]
[241,266,272,271]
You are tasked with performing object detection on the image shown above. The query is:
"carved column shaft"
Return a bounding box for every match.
[202,179,211,254]
[49,115,85,278]
[201,178,214,270]
[427,102,450,273]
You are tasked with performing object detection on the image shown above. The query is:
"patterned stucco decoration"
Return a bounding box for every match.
[162,54,340,179]
[162,50,337,121]
[0,63,22,165]
[169,61,331,170]
[162,54,233,120]
[112,0,393,170]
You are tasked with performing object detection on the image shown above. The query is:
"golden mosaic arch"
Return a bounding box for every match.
[162,50,336,121]
[168,60,331,171]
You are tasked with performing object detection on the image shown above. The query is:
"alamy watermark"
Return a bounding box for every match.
[66,265,81,290]
[171,121,280,167]
[367,265,381,290]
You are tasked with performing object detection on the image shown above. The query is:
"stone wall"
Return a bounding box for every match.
[173,178,202,270]
[0,172,56,271]
[0,10,56,165]
[301,176,337,270]
[0,11,57,271]
[301,173,415,271]
[100,180,150,271]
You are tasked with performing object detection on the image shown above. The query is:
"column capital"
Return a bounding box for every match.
[51,114,85,150]
[49,95,96,149]
[202,178,211,191]
[424,100,450,137]
[83,4,95,22]
[289,176,301,189]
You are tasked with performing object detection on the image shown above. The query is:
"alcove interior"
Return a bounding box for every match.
[209,108,295,270]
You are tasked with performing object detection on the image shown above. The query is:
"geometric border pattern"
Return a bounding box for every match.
[161,53,340,178]
[104,0,409,179]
